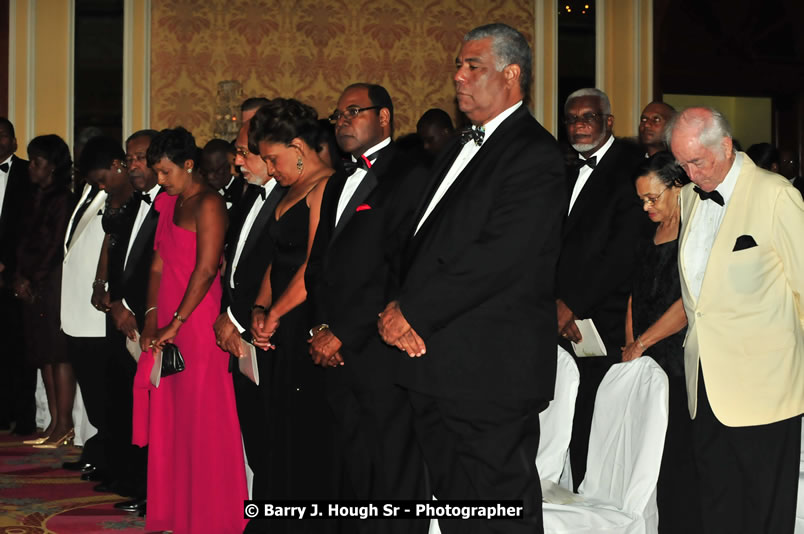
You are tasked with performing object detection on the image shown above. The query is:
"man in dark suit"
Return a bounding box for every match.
[100,129,160,514]
[555,88,648,486]
[213,119,284,533]
[305,83,428,533]
[0,117,36,435]
[202,138,246,212]
[378,24,566,534]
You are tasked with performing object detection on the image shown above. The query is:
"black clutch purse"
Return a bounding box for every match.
[161,342,185,376]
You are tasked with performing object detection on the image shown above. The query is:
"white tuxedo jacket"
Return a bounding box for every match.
[679,154,804,426]
[60,184,108,337]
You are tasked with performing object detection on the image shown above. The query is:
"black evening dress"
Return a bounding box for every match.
[101,193,140,294]
[631,234,702,534]
[15,184,73,366]
[263,197,338,533]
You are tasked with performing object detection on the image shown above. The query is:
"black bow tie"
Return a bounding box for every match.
[693,186,724,206]
[459,126,485,146]
[250,184,266,200]
[571,156,597,170]
[0,162,8,173]
[136,191,152,205]
[342,155,374,176]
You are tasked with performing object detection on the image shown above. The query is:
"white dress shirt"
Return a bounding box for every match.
[415,101,522,234]
[335,137,391,226]
[0,155,13,221]
[683,152,743,299]
[568,134,614,214]
[227,179,278,333]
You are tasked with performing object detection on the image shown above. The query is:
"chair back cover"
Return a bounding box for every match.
[537,346,580,483]
[578,356,669,515]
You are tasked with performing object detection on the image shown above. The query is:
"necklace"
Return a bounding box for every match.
[178,191,203,209]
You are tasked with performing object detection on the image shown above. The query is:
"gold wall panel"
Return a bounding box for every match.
[150,0,536,145]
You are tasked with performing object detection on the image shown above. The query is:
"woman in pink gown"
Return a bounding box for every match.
[133,127,246,534]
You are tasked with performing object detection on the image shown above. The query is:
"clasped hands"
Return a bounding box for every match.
[377,301,426,357]
[250,308,278,351]
[214,313,244,357]
[308,328,344,368]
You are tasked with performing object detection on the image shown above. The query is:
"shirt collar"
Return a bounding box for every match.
[714,151,742,205]
[0,155,12,172]
[479,101,523,140]
[145,183,160,200]
[353,137,391,162]
[580,134,614,162]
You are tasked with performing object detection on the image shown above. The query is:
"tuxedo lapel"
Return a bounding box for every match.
[122,203,159,285]
[66,186,105,256]
[563,140,621,236]
[331,171,378,241]
[413,107,527,241]
[678,185,701,306]
[239,184,286,263]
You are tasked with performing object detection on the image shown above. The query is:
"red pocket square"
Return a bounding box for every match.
[356,204,371,212]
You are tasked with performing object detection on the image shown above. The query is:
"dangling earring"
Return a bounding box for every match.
[296,157,303,174]
[116,168,122,174]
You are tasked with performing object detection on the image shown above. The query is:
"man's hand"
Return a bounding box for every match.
[556,298,582,343]
[109,301,137,340]
[214,313,243,357]
[378,301,426,357]
[91,285,110,313]
[308,328,344,367]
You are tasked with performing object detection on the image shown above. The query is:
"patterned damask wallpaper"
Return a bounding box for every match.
[150,0,535,145]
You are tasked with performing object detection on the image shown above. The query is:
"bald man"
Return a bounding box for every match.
[638,101,675,156]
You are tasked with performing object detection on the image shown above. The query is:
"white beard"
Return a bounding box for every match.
[571,131,607,154]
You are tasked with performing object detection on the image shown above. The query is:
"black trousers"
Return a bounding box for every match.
[408,390,545,534]
[66,334,109,469]
[657,375,703,534]
[232,351,271,500]
[105,327,147,497]
[0,289,36,433]
[327,372,428,534]
[568,353,616,489]
[693,368,801,534]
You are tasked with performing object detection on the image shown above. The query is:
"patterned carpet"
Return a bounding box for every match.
[0,432,145,533]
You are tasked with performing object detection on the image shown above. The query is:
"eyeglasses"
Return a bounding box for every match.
[639,187,669,206]
[328,106,381,124]
[563,112,607,126]
[235,147,250,159]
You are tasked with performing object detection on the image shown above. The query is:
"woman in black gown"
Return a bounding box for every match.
[622,151,701,533]
[14,135,75,448]
[248,99,337,533]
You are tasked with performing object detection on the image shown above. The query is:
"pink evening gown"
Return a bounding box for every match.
[133,193,247,534]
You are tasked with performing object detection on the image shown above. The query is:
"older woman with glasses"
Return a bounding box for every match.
[622,151,702,533]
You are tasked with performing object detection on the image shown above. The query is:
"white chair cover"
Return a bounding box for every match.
[544,356,669,534]
[537,346,580,484]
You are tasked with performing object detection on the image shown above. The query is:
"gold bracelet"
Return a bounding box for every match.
[636,336,646,350]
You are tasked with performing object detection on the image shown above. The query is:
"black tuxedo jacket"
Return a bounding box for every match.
[395,106,567,402]
[556,138,649,356]
[119,188,163,331]
[221,183,286,332]
[305,144,428,384]
[0,156,32,280]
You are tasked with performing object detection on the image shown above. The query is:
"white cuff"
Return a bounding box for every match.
[122,298,133,313]
[227,307,246,334]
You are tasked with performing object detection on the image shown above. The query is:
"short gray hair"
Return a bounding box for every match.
[465,23,532,97]
[665,107,733,156]
[564,88,612,116]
